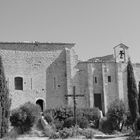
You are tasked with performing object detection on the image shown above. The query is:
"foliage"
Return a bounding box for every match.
[127,59,139,123]
[136,117,140,130]
[81,129,95,139]
[49,132,60,139]
[44,107,73,121]
[44,113,54,124]
[138,90,140,115]
[53,119,64,130]
[59,128,74,139]
[3,128,18,140]
[78,108,100,128]
[124,111,134,130]
[10,102,41,134]
[63,116,89,128]
[0,57,11,138]
[44,106,100,130]
[77,107,100,122]
[59,127,80,139]
[106,99,126,131]
[63,117,75,128]
[77,116,89,128]
[100,117,113,134]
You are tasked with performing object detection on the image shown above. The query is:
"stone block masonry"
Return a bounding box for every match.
[0,42,76,110]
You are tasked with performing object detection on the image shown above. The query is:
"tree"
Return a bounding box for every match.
[138,82,140,114]
[127,58,139,129]
[0,56,11,138]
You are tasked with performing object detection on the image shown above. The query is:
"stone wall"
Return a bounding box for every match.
[0,42,75,110]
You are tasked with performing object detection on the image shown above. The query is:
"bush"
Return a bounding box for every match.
[124,111,133,130]
[44,107,73,121]
[44,107,100,130]
[59,128,73,139]
[53,119,64,130]
[137,117,140,130]
[10,102,41,134]
[100,117,114,134]
[63,117,75,128]
[78,108,100,121]
[77,107,100,128]
[80,129,95,139]
[59,127,79,139]
[44,113,54,124]
[64,116,89,128]
[106,99,126,131]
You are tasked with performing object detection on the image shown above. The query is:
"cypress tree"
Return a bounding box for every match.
[138,82,140,114]
[127,58,139,126]
[0,56,10,138]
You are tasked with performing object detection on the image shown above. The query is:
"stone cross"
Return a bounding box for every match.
[65,86,84,126]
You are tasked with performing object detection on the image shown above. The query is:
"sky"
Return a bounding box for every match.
[0,0,140,62]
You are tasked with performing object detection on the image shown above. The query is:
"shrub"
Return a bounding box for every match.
[64,116,89,128]
[63,117,75,128]
[124,111,133,130]
[10,102,41,134]
[78,108,100,121]
[106,99,126,131]
[44,107,73,121]
[59,127,77,139]
[49,132,60,139]
[53,119,64,130]
[136,117,140,130]
[44,113,54,124]
[77,116,89,128]
[44,107,100,130]
[100,117,113,134]
[80,129,95,139]
[77,107,100,128]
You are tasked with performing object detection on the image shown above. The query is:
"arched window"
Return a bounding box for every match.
[15,77,23,90]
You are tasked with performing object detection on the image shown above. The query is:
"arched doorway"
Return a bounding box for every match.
[36,99,44,112]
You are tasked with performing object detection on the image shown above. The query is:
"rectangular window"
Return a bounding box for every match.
[108,76,111,82]
[94,77,97,83]
[15,77,23,90]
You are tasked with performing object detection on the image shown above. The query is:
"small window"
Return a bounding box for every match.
[15,77,23,90]
[108,76,111,82]
[94,77,97,83]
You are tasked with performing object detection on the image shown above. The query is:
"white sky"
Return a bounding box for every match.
[0,0,140,62]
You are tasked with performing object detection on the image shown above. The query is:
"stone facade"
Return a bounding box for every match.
[0,42,78,111]
[0,42,140,114]
[76,43,140,114]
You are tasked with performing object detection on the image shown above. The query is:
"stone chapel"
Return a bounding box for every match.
[76,43,140,114]
[0,42,140,114]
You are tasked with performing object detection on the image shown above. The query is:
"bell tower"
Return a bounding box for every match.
[113,43,129,63]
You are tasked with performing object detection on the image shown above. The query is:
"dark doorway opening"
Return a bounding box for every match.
[94,93,102,110]
[36,99,44,111]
